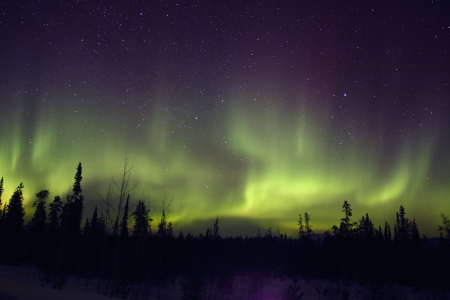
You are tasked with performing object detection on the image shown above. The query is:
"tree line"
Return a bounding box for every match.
[0,163,449,299]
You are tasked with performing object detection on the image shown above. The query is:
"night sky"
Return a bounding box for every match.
[1,1,449,237]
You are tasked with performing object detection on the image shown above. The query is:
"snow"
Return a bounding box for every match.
[1,264,449,300]
[0,265,110,300]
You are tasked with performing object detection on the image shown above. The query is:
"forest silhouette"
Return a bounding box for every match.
[0,163,449,299]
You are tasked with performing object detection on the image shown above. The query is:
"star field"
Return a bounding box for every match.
[0,1,449,236]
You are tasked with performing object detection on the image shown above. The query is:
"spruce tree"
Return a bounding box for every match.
[28,190,50,265]
[438,214,450,239]
[29,190,49,230]
[90,206,99,236]
[130,200,151,286]
[83,207,103,281]
[383,221,392,250]
[73,162,83,196]
[339,201,356,237]
[383,221,391,241]
[62,163,84,238]
[358,213,374,241]
[132,200,150,237]
[4,183,25,228]
[43,195,63,282]
[304,212,314,237]
[375,225,384,245]
[57,163,84,277]
[394,205,412,252]
[157,198,172,237]
[213,216,219,239]
[410,218,421,250]
[70,162,84,235]
[48,196,63,236]
[298,214,304,238]
[396,206,409,242]
[0,177,4,234]
[0,177,3,215]
[3,183,25,264]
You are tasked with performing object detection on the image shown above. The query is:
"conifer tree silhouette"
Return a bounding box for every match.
[53,163,84,286]
[3,183,25,264]
[28,190,50,265]
[298,214,304,238]
[213,216,220,239]
[304,212,314,237]
[0,177,3,216]
[133,200,150,237]
[439,214,450,240]
[339,201,356,237]
[0,177,4,237]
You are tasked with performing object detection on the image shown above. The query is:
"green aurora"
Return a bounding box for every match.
[0,1,449,237]
[0,91,448,237]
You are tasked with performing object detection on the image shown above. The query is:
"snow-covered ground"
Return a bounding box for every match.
[0,264,448,300]
[0,265,111,300]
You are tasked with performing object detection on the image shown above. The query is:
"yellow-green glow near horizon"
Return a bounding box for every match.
[0,95,447,237]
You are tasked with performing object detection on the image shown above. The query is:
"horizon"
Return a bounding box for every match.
[1,164,446,238]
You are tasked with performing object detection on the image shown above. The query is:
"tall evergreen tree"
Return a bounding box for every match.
[3,183,25,264]
[438,214,450,239]
[0,177,4,215]
[43,195,63,283]
[331,225,339,235]
[130,200,151,288]
[304,212,313,236]
[82,206,104,282]
[410,218,421,250]
[383,221,392,250]
[61,163,84,240]
[73,162,83,196]
[375,225,384,245]
[358,213,374,241]
[56,163,84,278]
[394,206,415,253]
[47,196,63,236]
[5,183,25,232]
[298,214,304,238]
[383,221,391,241]
[157,198,172,237]
[4,183,25,227]
[339,201,356,237]
[29,190,49,230]
[90,206,99,236]
[213,216,219,239]
[132,200,150,237]
[395,205,409,242]
[157,209,167,236]
[69,162,84,235]
[28,190,50,264]
[0,177,4,234]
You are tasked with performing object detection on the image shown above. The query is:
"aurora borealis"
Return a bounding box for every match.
[0,1,449,237]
